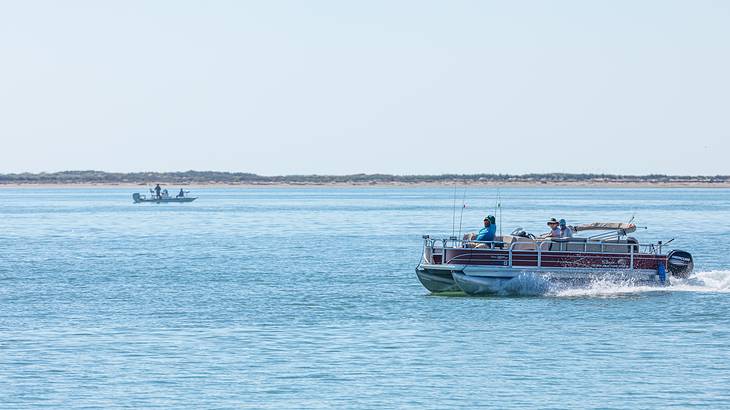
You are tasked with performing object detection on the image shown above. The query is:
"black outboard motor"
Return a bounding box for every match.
[667,250,694,278]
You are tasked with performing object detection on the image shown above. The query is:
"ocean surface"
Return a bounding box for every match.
[2,187,730,409]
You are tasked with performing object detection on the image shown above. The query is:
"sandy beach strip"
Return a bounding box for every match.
[2,181,730,189]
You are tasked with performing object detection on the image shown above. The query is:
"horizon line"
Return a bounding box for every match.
[1,170,730,178]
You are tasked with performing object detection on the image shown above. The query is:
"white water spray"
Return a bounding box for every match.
[483,270,730,297]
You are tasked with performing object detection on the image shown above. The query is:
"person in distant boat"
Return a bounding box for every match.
[162,189,168,197]
[559,219,573,238]
[154,184,161,199]
[545,218,561,238]
[476,215,497,242]
[177,189,185,198]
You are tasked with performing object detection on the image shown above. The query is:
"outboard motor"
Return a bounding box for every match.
[132,193,141,203]
[667,250,694,278]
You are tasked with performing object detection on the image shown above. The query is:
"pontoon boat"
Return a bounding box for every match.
[416,222,693,295]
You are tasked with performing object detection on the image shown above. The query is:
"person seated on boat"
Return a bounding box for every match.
[541,218,561,238]
[176,189,185,198]
[474,215,497,246]
[162,189,169,198]
[559,219,573,238]
[154,184,162,199]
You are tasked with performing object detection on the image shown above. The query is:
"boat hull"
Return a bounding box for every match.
[415,266,461,293]
[133,197,197,203]
[451,271,508,295]
[451,267,663,296]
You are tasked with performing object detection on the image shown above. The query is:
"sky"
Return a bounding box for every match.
[1,0,729,175]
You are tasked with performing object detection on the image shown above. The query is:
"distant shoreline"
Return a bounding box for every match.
[2,181,730,189]
[1,171,729,188]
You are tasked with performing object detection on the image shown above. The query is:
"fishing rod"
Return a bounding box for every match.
[451,184,458,239]
[494,190,498,221]
[497,190,502,237]
[457,186,467,239]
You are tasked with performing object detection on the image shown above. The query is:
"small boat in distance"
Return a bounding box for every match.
[132,186,197,203]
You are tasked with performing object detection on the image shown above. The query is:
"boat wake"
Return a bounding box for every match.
[489,270,730,298]
[664,270,730,293]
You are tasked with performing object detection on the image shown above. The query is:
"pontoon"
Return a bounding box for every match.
[416,222,693,295]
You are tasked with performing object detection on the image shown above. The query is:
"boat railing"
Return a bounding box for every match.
[422,235,658,269]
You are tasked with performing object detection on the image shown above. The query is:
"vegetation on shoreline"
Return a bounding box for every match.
[1,170,728,185]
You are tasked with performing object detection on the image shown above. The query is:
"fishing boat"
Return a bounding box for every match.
[416,222,694,295]
[132,190,197,203]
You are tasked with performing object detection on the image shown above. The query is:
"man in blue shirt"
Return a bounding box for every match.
[559,219,573,238]
[476,215,497,242]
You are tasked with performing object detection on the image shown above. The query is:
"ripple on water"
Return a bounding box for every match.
[2,187,730,408]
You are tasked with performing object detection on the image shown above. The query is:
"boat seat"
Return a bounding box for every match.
[494,235,515,249]
[548,239,638,253]
[584,241,605,252]
[599,238,639,253]
[496,235,513,244]
[510,236,537,251]
[545,238,585,252]
[564,237,587,252]
[539,237,640,253]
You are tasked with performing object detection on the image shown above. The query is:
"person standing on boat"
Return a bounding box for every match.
[476,215,497,242]
[177,189,185,198]
[546,218,561,238]
[559,219,573,238]
[154,184,161,199]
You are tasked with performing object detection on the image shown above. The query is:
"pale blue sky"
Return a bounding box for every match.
[1,1,728,175]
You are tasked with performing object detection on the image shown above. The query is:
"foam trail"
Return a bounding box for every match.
[551,278,661,298]
[553,270,730,297]
[667,270,730,293]
[489,270,730,297]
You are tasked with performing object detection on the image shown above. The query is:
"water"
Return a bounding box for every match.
[2,187,730,408]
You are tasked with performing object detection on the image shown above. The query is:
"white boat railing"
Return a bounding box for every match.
[422,235,659,270]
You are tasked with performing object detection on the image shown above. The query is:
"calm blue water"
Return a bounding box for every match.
[2,187,730,408]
